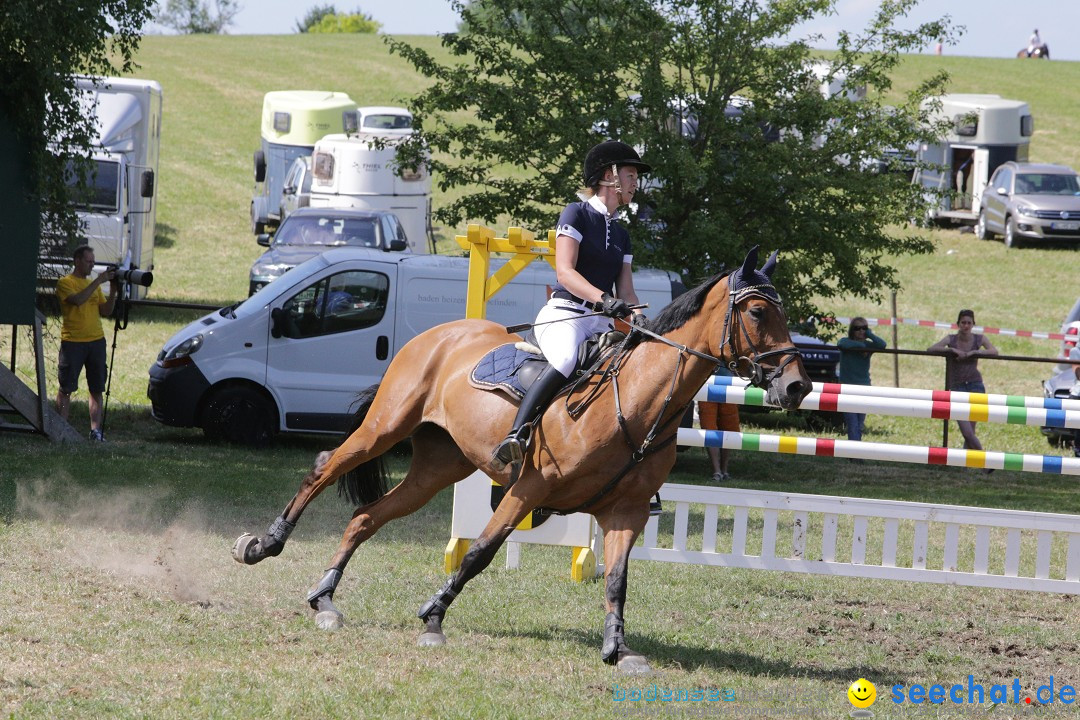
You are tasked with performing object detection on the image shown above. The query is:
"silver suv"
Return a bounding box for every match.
[976,162,1080,248]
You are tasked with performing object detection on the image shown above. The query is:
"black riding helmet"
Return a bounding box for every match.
[583,140,652,187]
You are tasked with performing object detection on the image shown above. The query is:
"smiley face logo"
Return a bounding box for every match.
[848,678,876,709]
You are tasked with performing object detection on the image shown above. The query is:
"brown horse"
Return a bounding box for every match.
[1016,44,1050,59]
[232,245,811,673]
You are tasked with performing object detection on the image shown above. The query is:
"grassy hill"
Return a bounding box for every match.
[133,34,1080,304]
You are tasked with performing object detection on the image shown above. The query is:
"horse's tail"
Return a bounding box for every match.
[337,383,391,507]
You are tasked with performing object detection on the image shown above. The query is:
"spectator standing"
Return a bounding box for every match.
[928,309,999,452]
[699,366,740,482]
[55,245,117,441]
[837,317,886,442]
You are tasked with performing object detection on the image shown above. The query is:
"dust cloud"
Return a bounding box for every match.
[16,477,217,605]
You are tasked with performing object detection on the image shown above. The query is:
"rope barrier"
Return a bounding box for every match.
[820,315,1070,342]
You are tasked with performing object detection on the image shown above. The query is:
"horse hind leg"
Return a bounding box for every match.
[233,383,413,566]
[231,453,338,565]
[306,423,476,631]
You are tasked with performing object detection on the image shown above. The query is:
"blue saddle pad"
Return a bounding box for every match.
[470,344,541,400]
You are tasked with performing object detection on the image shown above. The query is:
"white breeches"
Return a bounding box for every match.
[532,299,614,377]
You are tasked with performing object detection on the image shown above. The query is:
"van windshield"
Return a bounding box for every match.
[273,216,380,248]
[64,158,121,213]
[1015,173,1080,195]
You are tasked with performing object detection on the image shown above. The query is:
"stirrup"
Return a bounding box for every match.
[490,424,531,471]
[649,493,662,517]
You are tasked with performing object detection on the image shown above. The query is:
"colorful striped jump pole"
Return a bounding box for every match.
[695,384,1080,431]
[706,374,1080,413]
[677,428,1080,475]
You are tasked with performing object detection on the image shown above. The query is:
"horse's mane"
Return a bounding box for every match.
[626,270,728,349]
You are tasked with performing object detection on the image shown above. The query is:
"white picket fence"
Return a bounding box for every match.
[629,483,1080,594]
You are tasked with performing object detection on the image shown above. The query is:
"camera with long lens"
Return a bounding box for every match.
[107,264,154,288]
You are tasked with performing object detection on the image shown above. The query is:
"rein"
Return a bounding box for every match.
[550,278,800,516]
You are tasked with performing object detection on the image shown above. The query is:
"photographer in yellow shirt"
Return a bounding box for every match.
[55,245,117,441]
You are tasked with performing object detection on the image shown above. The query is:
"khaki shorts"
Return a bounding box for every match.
[698,401,740,432]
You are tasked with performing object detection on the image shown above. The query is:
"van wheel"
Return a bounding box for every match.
[1004,216,1022,248]
[203,386,277,446]
[975,210,994,240]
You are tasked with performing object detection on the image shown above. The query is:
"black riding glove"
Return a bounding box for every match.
[599,293,631,319]
[629,313,648,328]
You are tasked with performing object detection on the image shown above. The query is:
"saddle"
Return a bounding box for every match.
[469,330,626,401]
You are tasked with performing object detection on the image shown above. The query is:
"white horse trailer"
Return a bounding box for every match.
[307,132,433,254]
[915,94,1034,225]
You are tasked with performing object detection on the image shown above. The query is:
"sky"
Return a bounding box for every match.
[223,0,1079,62]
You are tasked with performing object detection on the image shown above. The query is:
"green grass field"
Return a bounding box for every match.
[3,34,1080,719]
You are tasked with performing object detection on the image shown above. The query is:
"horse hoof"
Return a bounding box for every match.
[315,610,344,631]
[417,631,446,647]
[617,653,653,675]
[231,533,258,564]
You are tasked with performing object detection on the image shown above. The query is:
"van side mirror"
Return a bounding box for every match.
[270,308,283,338]
[257,233,271,247]
[996,187,1007,195]
[386,239,408,252]
[140,170,154,198]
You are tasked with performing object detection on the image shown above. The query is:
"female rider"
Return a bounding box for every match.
[490,140,650,470]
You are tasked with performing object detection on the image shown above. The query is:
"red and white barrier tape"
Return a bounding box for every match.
[819,316,1070,342]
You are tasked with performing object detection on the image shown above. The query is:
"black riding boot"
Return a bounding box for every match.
[490,364,569,471]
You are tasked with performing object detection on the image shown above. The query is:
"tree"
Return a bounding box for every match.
[295,3,337,33]
[156,0,241,34]
[0,0,153,275]
[307,10,381,34]
[387,0,960,323]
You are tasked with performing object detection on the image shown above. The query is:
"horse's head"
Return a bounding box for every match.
[720,246,812,410]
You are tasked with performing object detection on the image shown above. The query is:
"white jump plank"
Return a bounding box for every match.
[913,521,928,570]
[943,524,959,573]
[852,516,867,565]
[974,527,990,575]
[822,513,838,563]
[761,509,778,559]
[732,507,748,556]
[1036,531,1052,580]
[1005,529,1022,577]
[703,504,718,554]
[792,511,807,560]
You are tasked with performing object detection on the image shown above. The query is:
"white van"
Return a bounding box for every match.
[147,249,682,444]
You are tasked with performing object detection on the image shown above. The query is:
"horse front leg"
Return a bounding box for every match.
[597,506,653,674]
[232,450,337,565]
[415,487,537,646]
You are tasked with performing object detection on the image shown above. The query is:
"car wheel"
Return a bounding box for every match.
[251,204,265,236]
[975,210,993,240]
[202,385,277,446]
[1004,216,1022,249]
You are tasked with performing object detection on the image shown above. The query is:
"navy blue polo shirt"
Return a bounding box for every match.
[553,196,632,296]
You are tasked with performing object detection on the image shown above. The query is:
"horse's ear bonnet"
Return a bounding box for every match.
[732,246,781,302]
